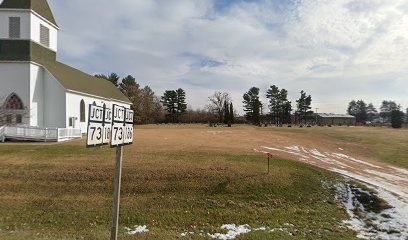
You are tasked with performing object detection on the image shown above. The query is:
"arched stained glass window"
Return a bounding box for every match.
[80,99,85,122]
[5,93,23,110]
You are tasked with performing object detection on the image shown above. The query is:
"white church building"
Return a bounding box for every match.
[0,0,131,135]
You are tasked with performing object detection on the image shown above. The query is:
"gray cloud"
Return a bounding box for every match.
[48,0,408,114]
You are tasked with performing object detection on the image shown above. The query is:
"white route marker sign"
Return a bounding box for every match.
[87,104,133,148]
[124,108,134,145]
[87,104,111,147]
[103,107,112,144]
[110,104,134,147]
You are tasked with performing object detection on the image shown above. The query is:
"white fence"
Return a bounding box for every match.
[0,126,4,141]
[0,126,82,142]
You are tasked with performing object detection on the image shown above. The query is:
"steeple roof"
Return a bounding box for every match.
[0,0,57,27]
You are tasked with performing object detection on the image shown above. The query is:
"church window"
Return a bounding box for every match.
[40,24,50,47]
[5,93,24,110]
[9,17,20,39]
[80,100,85,122]
[6,115,12,124]
[16,114,22,124]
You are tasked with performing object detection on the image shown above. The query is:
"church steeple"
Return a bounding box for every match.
[0,0,58,63]
[0,0,58,27]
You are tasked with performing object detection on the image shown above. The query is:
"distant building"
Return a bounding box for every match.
[316,113,356,126]
[0,0,131,133]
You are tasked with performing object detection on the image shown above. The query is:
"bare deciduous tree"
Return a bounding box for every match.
[207,91,231,123]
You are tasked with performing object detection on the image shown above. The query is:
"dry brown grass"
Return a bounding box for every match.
[3,124,398,239]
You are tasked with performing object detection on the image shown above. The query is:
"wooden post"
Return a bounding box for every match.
[267,154,270,174]
[111,146,123,240]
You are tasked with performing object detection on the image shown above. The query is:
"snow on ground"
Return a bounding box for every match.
[257,145,408,239]
[334,182,408,239]
[125,225,149,235]
[331,153,381,168]
[208,224,252,240]
[179,224,293,239]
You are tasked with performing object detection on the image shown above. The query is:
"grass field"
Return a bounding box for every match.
[260,126,408,168]
[1,124,406,239]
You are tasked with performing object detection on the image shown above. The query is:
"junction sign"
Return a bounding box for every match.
[86,104,133,147]
[86,104,134,240]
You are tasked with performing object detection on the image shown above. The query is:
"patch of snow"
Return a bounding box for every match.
[285,146,300,152]
[181,232,194,237]
[329,168,408,200]
[205,224,292,240]
[253,227,266,231]
[309,154,350,168]
[390,166,408,175]
[363,169,407,183]
[260,146,309,159]
[338,148,344,151]
[208,224,251,240]
[331,153,381,169]
[253,149,270,154]
[260,144,408,239]
[125,225,149,235]
[334,182,408,239]
[310,149,326,158]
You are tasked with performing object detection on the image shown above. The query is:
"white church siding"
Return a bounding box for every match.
[43,67,66,128]
[29,64,44,127]
[30,12,58,51]
[0,10,30,39]
[0,62,30,125]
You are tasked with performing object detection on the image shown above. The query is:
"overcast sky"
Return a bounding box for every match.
[48,0,408,114]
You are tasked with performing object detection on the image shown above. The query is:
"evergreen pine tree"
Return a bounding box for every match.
[175,88,187,121]
[223,101,230,124]
[391,110,403,128]
[266,85,280,124]
[161,90,178,123]
[296,90,312,124]
[243,87,261,125]
[229,102,234,124]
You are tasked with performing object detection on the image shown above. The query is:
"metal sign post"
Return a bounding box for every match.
[86,104,133,240]
[110,105,134,240]
[267,153,272,174]
[111,145,123,240]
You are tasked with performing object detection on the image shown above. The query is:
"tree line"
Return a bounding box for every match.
[94,73,407,129]
[95,74,315,126]
[347,99,407,128]
[242,86,313,125]
[95,73,236,124]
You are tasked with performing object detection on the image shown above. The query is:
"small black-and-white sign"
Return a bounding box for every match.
[87,104,133,147]
[87,104,111,147]
[124,108,134,144]
[111,104,134,147]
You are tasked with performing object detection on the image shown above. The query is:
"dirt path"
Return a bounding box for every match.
[254,144,408,239]
[255,145,408,200]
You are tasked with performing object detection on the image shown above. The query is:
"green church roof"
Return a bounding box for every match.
[45,61,131,104]
[0,0,58,27]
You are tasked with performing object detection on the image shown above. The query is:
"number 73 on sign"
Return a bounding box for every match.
[111,105,134,147]
[86,104,113,147]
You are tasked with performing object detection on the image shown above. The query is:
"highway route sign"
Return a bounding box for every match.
[124,108,134,145]
[111,104,134,147]
[87,104,111,147]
